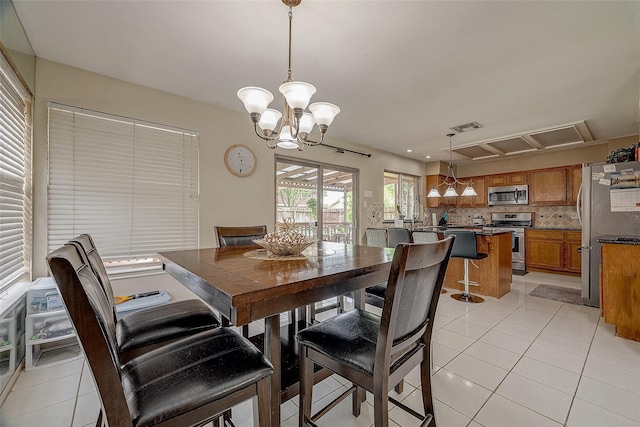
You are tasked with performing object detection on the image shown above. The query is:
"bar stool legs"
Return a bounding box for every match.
[450,258,485,303]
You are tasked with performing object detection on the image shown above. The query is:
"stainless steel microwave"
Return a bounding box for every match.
[488,185,529,206]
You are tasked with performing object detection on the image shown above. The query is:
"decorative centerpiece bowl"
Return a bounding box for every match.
[253,217,315,257]
[252,237,315,257]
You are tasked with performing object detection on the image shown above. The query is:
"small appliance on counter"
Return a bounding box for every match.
[472,215,485,226]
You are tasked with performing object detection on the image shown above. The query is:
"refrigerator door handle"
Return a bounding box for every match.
[576,182,583,226]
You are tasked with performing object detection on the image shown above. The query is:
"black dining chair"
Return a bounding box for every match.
[214,225,267,247]
[68,234,220,364]
[444,230,488,303]
[386,227,411,248]
[297,237,454,427]
[47,243,274,427]
[365,227,412,309]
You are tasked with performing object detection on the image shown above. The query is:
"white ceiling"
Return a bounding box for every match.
[12,0,640,163]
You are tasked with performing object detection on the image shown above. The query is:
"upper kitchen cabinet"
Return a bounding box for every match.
[486,172,528,186]
[567,165,582,204]
[529,165,582,206]
[458,176,487,207]
[426,175,487,207]
[529,167,568,205]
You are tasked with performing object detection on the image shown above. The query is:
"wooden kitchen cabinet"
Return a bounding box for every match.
[526,229,564,270]
[529,168,568,205]
[601,243,640,341]
[426,175,440,208]
[567,165,582,204]
[486,172,528,186]
[525,229,581,274]
[425,175,486,207]
[457,176,487,207]
[564,231,582,273]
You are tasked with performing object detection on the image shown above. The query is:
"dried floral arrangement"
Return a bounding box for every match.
[253,217,315,256]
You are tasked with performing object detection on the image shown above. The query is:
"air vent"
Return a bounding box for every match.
[449,121,483,133]
[445,121,593,160]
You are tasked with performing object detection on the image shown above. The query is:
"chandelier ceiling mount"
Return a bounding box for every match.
[237,0,339,151]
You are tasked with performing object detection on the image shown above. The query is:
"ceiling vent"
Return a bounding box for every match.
[446,121,593,160]
[449,121,483,133]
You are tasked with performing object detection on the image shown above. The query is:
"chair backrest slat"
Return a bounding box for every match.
[47,244,130,426]
[365,228,387,248]
[386,227,411,248]
[375,237,454,367]
[444,230,479,259]
[69,234,117,320]
[411,231,439,244]
[214,225,267,247]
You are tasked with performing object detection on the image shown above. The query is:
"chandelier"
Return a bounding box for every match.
[237,0,340,151]
[427,133,477,198]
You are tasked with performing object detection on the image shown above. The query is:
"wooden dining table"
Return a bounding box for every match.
[157,241,395,426]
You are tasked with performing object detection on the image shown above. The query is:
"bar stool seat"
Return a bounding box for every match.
[444,230,488,303]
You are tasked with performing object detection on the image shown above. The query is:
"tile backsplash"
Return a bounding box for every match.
[366,203,581,230]
[425,205,581,229]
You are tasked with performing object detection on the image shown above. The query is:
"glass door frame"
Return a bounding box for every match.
[275,155,359,243]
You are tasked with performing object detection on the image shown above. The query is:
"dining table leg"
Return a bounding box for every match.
[264,313,281,426]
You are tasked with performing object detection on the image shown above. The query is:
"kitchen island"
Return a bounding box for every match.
[597,236,640,341]
[442,230,513,299]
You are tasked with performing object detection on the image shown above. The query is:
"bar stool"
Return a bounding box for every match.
[444,230,487,303]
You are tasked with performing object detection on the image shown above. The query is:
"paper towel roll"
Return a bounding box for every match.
[431,213,437,226]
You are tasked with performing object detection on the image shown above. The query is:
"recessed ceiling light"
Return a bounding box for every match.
[425,155,431,159]
[407,149,413,153]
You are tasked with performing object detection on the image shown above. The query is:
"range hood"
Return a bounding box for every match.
[446,121,594,161]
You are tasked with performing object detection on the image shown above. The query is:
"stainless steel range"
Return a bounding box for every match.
[484,212,533,271]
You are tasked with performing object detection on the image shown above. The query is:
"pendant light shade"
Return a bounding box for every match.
[429,133,477,198]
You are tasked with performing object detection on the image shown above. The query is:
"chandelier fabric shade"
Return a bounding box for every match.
[237,0,339,151]
[427,134,478,198]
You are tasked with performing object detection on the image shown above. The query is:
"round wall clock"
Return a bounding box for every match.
[224,144,256,177]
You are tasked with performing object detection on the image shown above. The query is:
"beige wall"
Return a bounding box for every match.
[31,59,427,277]
[26,59,640,277]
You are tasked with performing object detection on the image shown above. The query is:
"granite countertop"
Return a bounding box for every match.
[596,235,640,245]
[414,226,510,236]
[532,227,582,231]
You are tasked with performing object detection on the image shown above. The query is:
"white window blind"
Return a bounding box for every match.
[0,54,32,293]
[47,104,198,263]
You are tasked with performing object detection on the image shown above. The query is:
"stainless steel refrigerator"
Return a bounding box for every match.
[579,161,640,307]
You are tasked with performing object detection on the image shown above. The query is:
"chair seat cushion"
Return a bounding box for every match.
[122,327,273,427]
[365,282,387,299]
[296,309,380,375]
[116,299,220,352]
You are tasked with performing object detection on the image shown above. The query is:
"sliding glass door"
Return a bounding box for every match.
[276,157,357,243]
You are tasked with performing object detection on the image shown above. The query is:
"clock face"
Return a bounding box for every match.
[224,144,256,177]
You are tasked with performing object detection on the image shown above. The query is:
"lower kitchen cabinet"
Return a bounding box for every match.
[525,229,581,274]
[601,243,640,341]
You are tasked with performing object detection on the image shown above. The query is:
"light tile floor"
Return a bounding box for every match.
[2,272,640,426]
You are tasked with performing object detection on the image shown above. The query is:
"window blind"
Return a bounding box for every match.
[0,54,32,293]
[47,104,198,263]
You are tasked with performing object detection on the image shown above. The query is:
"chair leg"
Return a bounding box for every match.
[420,347,435,425]
[394,379,404,394]
[255,376,271,427]
[299,346,313,427]
[352,385,364,417]
[373,386,389,427]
